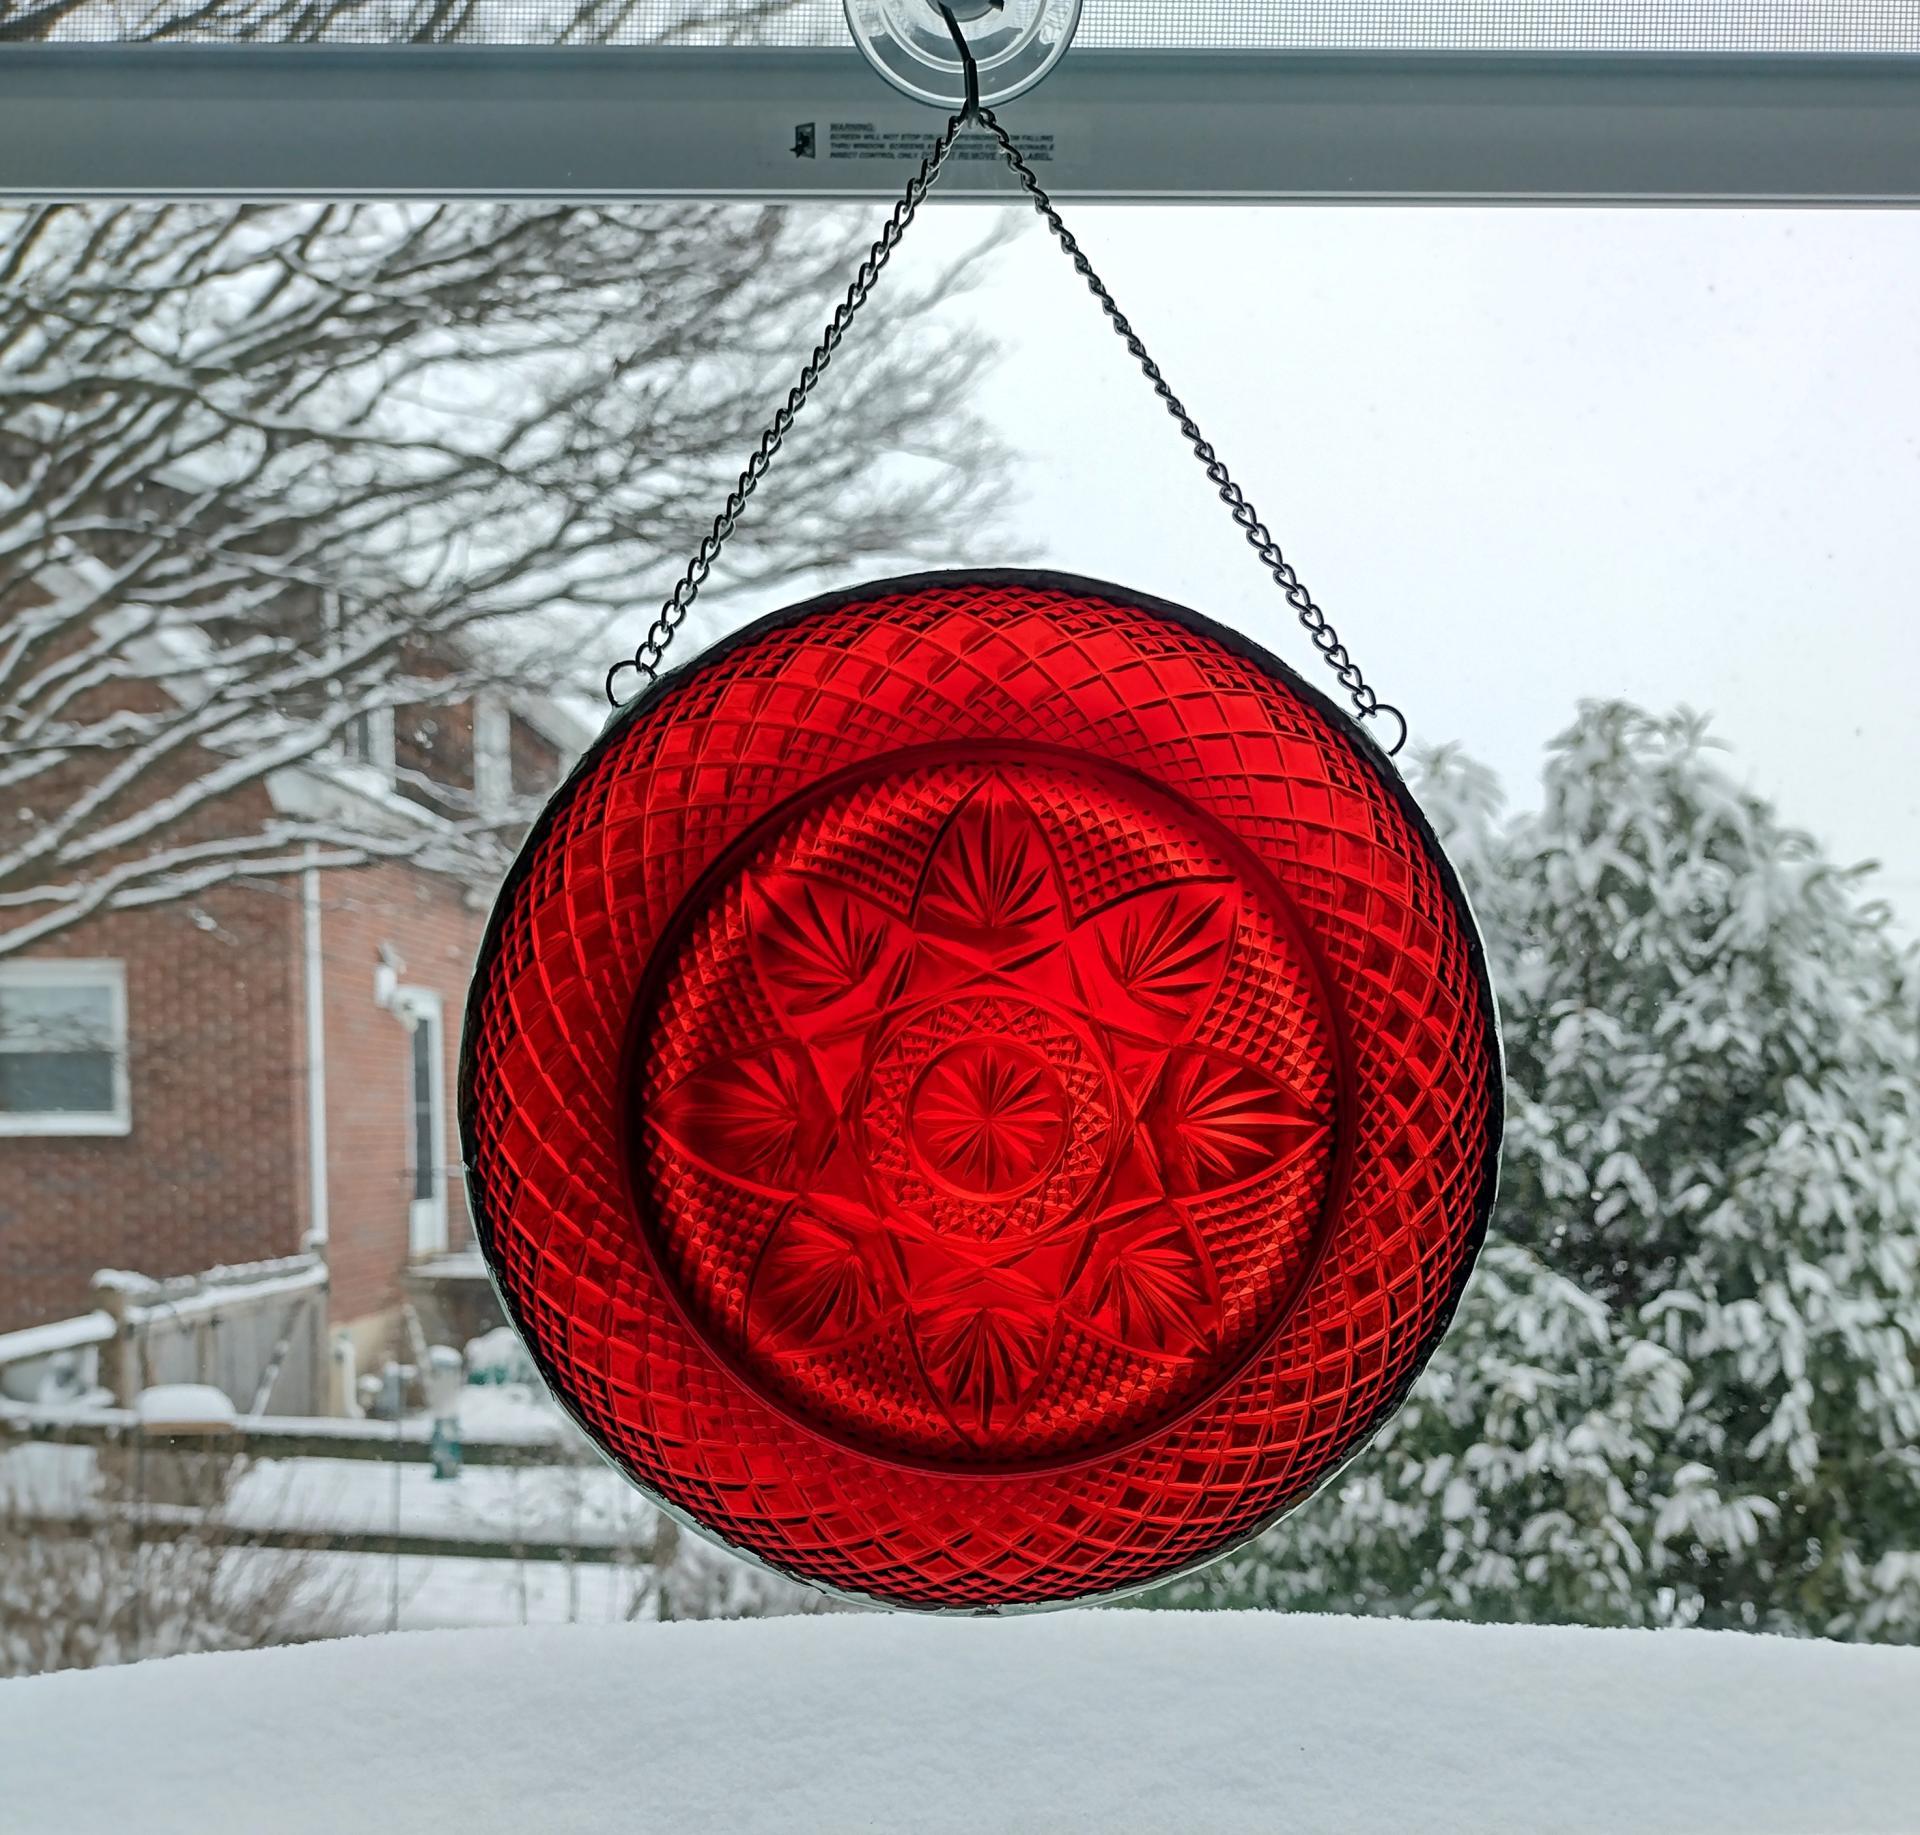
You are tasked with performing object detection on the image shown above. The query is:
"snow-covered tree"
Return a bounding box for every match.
[0,187,1006,955]
[1163,703,1920,1642]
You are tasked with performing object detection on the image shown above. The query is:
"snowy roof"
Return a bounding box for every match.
[509,688,600,758]
[26,551,594,840]
[4,1612,1913,1833]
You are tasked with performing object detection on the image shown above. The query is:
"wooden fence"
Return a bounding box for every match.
[0,1255,329,1416]
[0,1401,617,1566]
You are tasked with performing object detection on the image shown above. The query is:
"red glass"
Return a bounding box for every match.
[462,573,1500,1610]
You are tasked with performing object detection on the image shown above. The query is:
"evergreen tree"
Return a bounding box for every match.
[1160,703,1920,1641]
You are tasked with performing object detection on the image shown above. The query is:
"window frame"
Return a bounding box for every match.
[0,958,132,1139]
[343,702,398,779]
[472,692,512,821]
[396,986,448,1258]
[5,48,1918,205]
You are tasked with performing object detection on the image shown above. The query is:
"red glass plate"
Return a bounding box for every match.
[461,572,1501,1610]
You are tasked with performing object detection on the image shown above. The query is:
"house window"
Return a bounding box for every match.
[324,590,396,780]
[395,987,448,1258]
[410,1016,436,1207]
[0,960,130,1136]
[342,704,397,778]
[472,693,512,820]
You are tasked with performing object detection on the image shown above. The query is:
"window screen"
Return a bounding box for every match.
[5,0,1914,50]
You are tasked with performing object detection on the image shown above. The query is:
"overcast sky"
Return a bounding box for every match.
[62,195,1896,920]
[790,204,1919,920]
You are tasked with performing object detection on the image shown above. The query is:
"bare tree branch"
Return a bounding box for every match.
[0,179,1016,955]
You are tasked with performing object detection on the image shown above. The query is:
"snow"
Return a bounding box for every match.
[222,1448,647,1548]
[0,1441,95,1514]
[444,1380,560,1439]
[320,1550,653,1633]
[133,1384,238,1432]
[0,1311,110,1404]
[0,1310,114,1365]
[3,1614,1913,1834]
[464,1327,541,1388]
[111,1260,327,1323]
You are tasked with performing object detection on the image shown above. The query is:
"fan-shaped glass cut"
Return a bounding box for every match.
[461,572,1501,1611]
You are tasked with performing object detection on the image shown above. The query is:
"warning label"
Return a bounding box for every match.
[819,123,1056,164]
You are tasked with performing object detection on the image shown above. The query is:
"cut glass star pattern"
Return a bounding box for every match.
[462,573,1501,1611]
[637,756,1336,1465]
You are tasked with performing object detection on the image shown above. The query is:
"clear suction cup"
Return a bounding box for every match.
[843,0,1082,109]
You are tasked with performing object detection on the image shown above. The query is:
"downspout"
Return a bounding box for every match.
[301,845,330,1249]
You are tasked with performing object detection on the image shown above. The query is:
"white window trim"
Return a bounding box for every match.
[353,702,398,778]
[472,692,512,821]
[0,958,131,1138]
[393,986,448,1259]
[323,588,396,783]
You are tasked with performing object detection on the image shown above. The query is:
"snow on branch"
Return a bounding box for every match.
[0,192,1011,954]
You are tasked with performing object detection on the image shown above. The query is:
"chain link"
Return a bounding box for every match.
[607,83,1406,756]
[603,107,973,707]
[976,109,1406,755]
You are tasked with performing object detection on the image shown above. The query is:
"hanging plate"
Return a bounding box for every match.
[461,572,1502,1611]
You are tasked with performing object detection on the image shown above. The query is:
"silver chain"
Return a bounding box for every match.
[607,83,1406,756]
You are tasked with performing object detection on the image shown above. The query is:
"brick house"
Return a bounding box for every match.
[0,593,589,1377]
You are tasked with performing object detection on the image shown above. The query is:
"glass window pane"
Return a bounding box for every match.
[0,981,115,1049]
[411,1020,435,1201]
[0,1049,117,1115]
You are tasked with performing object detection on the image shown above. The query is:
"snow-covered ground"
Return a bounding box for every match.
[1,1380,806,1637]
[5,1613,1915,1834]
[322,1548,647,1632]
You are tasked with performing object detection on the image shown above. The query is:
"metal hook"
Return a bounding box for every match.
[937,2,988,119]
[604,656,656,708]
[1361,701,1409,758]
